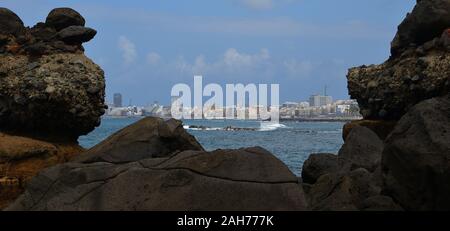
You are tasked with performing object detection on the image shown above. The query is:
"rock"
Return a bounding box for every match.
[0,132,83,209]
[361,195,403,211]
[0,53,106,141]
[0,8,95,55]
[45,8,85,31]
[308,168,379,211]
[0,7,24,36]
[57,26,97,44]
[6,147,306,211]
[382,94,450,211]
[347,50,450,120]
[343,120,397,141]
[348,0,450,120]
[338,125,383,173]
[76,117,204,163]
[391,0,450,56]
[301,153,337,184]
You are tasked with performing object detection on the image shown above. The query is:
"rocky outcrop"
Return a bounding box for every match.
[382,94,450,211]
[0,53,105,140]
[347,0,450,120]
[0,8,104,209]
[318,0,450,211]
[301,153,337,184]
[0,132,83,209]
[6,117,306,211]
[0,8,105,140]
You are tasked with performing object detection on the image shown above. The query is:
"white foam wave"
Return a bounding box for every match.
[258,122,288,131]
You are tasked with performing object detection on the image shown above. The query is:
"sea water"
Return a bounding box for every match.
[79,117,345,175]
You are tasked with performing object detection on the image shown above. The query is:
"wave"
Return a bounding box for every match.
[258,122,288,131]
[183,125,223,131]
[183,122,289,132]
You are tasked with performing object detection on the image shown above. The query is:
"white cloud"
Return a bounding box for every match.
[174,48,271,76]
[222,48,270,69]
[118,36,137,65]
[240,0,273,10]
[146,52,161,65]
[283,59,313,77]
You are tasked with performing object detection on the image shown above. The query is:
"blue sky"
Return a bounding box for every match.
[3,0,415,105]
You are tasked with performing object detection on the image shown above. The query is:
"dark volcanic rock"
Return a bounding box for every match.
[0,7,24,36]
[382,94,450,211]
[391,0,450,56]
[347,1,450,120]
[76,117,204,163]
[57,26,96,44]
[45,8,86,31]
[6,147,306,211]
[0,8,105,140]
[337,125,383,173]
[0,53,106,140]
[1,8,95,55]
[301,153,337,184]
[308,168,380,211]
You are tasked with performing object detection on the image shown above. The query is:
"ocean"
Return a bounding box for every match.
[78,117,345,176]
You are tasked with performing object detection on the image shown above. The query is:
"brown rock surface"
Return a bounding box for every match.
[0,132,83,209]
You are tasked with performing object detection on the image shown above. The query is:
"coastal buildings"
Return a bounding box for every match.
[279,97,361,120]
[113,93,122,108]
[309,94,333,107]
[105,93,361,120]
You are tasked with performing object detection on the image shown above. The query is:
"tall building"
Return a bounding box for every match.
[309,94,333,107]
[113,93,122,108]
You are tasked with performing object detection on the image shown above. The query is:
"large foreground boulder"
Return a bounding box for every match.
[6,117,306,211]
[382,94,450,210]
[7,147,306,211]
